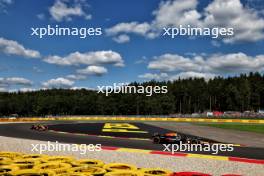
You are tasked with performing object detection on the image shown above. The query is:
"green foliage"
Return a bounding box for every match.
[199,123,264,134]
[0,72,263,116]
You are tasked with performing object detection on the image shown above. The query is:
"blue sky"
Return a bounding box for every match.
[0,0,264,91]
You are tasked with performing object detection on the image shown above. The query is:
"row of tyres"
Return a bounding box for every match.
[0,151,242,176]
[0,151,173,176]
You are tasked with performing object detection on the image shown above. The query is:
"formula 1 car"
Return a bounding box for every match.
[152,132,201,144]
[30,124,48,131]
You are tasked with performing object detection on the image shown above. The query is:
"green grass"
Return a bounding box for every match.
[198,123,264,134]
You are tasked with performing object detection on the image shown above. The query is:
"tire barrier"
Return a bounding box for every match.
[104,171,143,176]
[12,158,42,169]
[0,152,23,160]
[140,168,172,176]
[70,166,106,175]
[57,173,87,176]
[33,162,72,174]
[0,157,12,166]
[21,154,48,160]
[170,172,212,176]
[10,169,56,176]
[44,156,75,163]
[77,159,104,167]
[0,151,245,176]
[0,165,19,175]
[103,163,137,172]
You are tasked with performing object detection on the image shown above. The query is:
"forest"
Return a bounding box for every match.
[0,72,264,116]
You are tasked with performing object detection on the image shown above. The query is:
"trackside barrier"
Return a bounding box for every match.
[170,172,212,176]
[0,117,264,124]
[0,151,245,176]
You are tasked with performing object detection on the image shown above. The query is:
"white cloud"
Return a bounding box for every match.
[0,0,12,10]
[148,54,203,72]
[44,50,124,67]
[211,40,221,47]
[113,34,130,43]
[33,66,43,73]
[0,0,12,3]
[0,87,6,92]
[106,22,151,36]
[70,86,95,90]
[19,88,37,92]
[77,65,107,76]
[203,0,264,43]
[148,52,264,74]
[138,73,168,80]
[66,74,86,80]
[0,0,12,5]
[153,0,201,27]
[106,0,200,41]
[49,0,91,22]
[170,72,216,80]
[106,0,264,43]
[42,77,74,88]
[205,53,264,73]
[105,22,157,42]
[0,77,33,87]
[37,13,45,20]
[0,38,41,58]
[144,52,264,80]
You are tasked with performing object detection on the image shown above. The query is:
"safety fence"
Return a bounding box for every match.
[0,151,242,176]
[0,117,264,124]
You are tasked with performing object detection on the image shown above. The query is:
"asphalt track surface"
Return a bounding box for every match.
[0,121,263,160]
[47,123,215,139]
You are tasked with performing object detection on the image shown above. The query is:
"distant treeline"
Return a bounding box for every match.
[0,72,264,116]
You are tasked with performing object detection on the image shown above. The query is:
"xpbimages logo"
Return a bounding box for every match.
[31,25,102,39]
[97,83,168,96]
[163,142,234,155]
[162,25,234,39]
[31,141,101,154]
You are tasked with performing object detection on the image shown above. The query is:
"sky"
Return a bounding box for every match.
[0,0,264,91]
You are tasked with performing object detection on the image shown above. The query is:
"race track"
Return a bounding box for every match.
[0,121,263,160]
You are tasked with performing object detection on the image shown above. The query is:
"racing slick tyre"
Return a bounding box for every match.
[12,158,42,169]
[191,139,200,144]
[152,137,161,144]
[33,162,72,174]
[21,154,48,161]
[44,156,75,163]
[0,152,23,160]
[103,163,137,172]
[0,165,19,175]
[140,168,172,176]
[77,159,104,167]
[70,166,106,176]
[104,170,144,176]
[13,158,41,165]
[0,157,12,166]
[57,173,87,176]
[10,169,55,176]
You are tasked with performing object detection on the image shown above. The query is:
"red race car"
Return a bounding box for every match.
[30,124,48,131]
